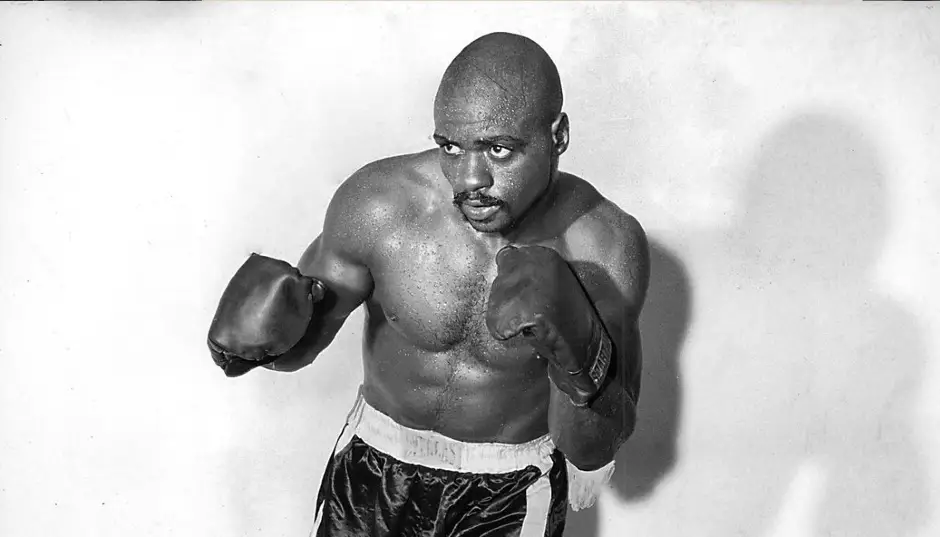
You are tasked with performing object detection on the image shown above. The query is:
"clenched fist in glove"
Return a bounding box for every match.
[486,245,613,407]
[208,253,326,377]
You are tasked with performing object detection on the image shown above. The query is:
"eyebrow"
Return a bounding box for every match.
[432,133,527,149]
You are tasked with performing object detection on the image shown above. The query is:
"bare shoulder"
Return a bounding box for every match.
[321,150,435,262]
[561,175,650,312]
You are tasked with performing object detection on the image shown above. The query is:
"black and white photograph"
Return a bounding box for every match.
[1,2,938,536]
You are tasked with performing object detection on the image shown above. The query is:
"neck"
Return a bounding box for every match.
[503,172,560,243]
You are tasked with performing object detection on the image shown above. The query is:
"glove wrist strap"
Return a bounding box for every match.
[586,319,613,390]
[563,320,613,408]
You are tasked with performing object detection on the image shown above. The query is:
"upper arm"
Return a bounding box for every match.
[601,214,649,403]
[569,206,650,402]
[297,172,382,321]
[608,213,650,323]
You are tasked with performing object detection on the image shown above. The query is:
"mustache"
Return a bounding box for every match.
[453,191,503,206]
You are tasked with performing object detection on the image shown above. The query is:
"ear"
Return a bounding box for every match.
[551,112,570,156]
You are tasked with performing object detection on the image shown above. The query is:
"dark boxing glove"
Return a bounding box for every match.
[486,245,612,407]
[207,253,326,377]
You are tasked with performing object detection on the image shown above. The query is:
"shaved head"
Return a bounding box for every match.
[432,33,568,234]
[434,33,563,131]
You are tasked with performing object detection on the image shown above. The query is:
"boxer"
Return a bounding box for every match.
[208,32,649,536]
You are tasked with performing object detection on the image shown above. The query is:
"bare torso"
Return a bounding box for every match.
[354,150,609,444]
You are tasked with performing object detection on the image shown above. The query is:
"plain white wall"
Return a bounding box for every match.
[1,3,938,536]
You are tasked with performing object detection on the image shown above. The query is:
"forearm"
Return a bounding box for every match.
[549,320,641,469]
[261,315,345,372]
[548,374,636,470]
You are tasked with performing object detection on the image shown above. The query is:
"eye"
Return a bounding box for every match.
[441,143,462,156]
[489,145,512,159]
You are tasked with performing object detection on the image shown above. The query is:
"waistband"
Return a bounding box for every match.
[337,389,556,475]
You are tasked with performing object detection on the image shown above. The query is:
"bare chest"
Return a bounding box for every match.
[369,226,501,353]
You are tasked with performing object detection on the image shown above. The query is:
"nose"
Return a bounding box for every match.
[455,151,493,194]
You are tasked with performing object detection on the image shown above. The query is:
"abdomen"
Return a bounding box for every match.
[360,301,551,444]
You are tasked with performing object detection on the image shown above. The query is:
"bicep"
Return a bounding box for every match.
[609,242,650,403]
[582,219,649,402]
[298,234,374,321]
[295,170,388,320]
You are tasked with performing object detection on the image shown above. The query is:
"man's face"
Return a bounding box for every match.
[433,94,556,234]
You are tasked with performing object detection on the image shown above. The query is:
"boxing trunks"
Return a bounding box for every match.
[310,389,571,537]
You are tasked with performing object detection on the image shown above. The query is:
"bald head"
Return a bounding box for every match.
[432,34,569,234]
[434,33,563,131]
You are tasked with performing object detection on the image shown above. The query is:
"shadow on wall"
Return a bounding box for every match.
[701,111,929,537]
[565,239,691,537]
[567,112,929,537]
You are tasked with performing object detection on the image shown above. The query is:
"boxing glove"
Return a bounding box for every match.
[486,245,612,407]
[208,253,326,377]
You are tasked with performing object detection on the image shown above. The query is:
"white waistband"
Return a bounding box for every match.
[338,391,556,475]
